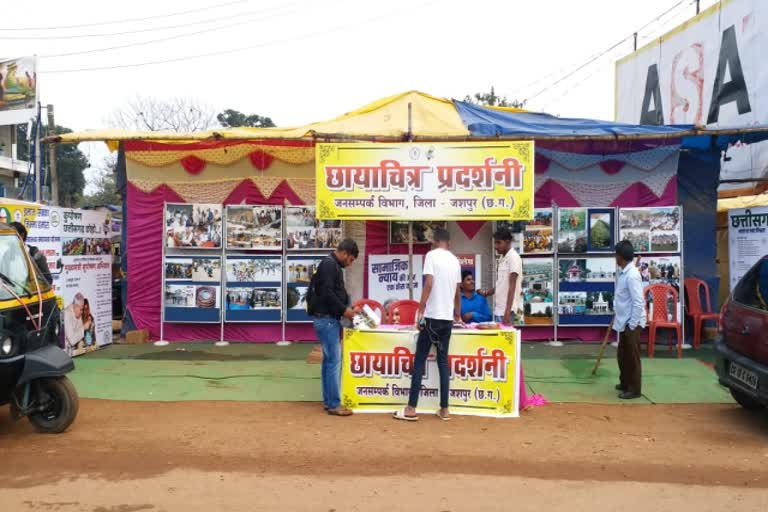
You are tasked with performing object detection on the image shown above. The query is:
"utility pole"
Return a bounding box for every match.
[47,104,58,205]
[696,0,700,15]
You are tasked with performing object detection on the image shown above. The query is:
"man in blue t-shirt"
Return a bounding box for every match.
[460,270,492,323]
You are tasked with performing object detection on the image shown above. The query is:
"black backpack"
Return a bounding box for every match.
[305,258,324,316]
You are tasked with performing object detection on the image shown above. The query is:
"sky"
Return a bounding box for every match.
[2,0,718,190]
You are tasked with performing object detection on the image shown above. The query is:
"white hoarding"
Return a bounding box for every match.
[615,0,768,193]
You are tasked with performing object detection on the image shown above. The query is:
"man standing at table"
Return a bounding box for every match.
[614,240,646,400]
[309,238,360,417]
[394,228,462,422]
[479,229,522,325]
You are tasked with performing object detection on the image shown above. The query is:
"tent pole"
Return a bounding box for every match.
[408,222,414,301]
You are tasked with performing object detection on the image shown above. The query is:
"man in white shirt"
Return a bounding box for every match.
[394,228,461,422]
[479,229,523,325]
[613,240,647,400]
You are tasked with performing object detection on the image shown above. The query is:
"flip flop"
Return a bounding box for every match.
[393,409,418,421]
[435,411,451,421]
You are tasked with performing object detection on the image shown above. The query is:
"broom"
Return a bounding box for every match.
[591,316,615,376]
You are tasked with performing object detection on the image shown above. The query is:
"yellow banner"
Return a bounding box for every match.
[315,142,534,220]
[341,328,520,417]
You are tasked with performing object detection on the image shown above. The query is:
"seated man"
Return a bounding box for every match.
[460,270,492,323]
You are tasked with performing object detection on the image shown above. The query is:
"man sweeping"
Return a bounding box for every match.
[613,240,647,400]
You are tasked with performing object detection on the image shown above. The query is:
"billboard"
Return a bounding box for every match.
[615,0,767,194]
[0,57,37,126]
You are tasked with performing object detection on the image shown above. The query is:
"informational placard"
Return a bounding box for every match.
[286,255,325,323]
[316,141,535,220]
[728,207,768,291]
[367,254,423,307]
[60,209,113,356]
[224,256,282,322]
[163,255,222,323]
[0,200,62,297]
[341,328,520,417]
[557,257,616,326]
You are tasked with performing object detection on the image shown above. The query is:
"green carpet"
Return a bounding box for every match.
[70,342,732,404]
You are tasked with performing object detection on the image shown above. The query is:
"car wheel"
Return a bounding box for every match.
[730,388,764,411]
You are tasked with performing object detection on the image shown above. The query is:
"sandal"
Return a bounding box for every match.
[435,410,451,421]
[327,407,353,416]
[393,409,418,421]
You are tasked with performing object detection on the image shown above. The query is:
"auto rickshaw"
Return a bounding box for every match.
[0,223,78,433]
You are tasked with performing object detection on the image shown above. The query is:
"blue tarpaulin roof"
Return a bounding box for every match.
[454,100,694,139]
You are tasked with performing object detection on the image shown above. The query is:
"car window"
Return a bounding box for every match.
[733,260,765,309]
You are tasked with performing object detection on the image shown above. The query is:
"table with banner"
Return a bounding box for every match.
[316,141,536,418]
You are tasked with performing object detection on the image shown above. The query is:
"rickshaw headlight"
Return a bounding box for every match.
[1,337,11,355]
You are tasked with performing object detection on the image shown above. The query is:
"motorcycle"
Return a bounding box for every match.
[0,224,78,433]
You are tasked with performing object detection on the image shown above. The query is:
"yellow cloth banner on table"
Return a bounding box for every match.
[316,142,535,221]
[341,328,520,417]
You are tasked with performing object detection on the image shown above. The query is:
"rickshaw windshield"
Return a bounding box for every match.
[0,234,49,300]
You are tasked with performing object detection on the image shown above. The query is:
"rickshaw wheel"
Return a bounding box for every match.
[27,377,80,434]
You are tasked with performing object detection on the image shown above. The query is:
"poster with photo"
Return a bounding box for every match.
[557,256,615,326]
[286,255,326,322]
[390,221,447,244]
[521,208,553,255]
[163,254,222,323]
[285,206,343,250]
[557,208,587,254]
[587,208,615,252]
[60,209,113,356]
[165,203,223,249]
[225,205,282,251]
[225,256,282,322]
[518,258,554,326]
[367,254,424,310]
[619,207,681,253]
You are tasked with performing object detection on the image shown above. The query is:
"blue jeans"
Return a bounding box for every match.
[408,318,453,409]
[313,317,342,409]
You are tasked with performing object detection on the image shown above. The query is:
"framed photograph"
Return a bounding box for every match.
[287,286,309,311]
[287,257,324,284]
[519,258,555,326]
[225,205,283,251]
[637,255,681,288]
[285,206,343,250]
[389,221,447,245]
[557,208,588,254]
[587,208,615,252]
[521,208,554,255]
[286,255,326,322]
[165,257,221,283]
[165,203,223,249]
[225,257,282,283]
[557,256,615,326]
[164,284,221,323]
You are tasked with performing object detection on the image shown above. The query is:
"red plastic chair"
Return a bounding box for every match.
[387,300,420,326]
[353,299,386,324]
[644,284,682,359]
[684,278,721,349]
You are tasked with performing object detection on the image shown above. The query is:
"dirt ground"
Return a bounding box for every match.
[2,400,768,511]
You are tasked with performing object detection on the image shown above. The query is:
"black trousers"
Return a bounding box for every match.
[617,326,642,394]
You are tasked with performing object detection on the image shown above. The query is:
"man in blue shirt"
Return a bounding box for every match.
[460,270,492,324]
[613,240,647,400]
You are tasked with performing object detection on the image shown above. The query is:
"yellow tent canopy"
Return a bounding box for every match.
[51,91,472,150]
[717,193,768,212]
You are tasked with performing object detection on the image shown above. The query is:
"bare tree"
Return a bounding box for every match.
[107,96,216,132]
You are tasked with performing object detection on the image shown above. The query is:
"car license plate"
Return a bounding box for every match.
[729,362,759,390]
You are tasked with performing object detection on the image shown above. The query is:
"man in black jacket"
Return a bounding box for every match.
[310,238,359,416]
[11,222,53,285]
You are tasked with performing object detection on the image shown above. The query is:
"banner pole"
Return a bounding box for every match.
[408,222,414,301]
[155,201,169,347]
[277,205,291,346]
[215,211,228,347]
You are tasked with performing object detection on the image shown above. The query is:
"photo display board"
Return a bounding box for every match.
[225,205,283,251]
[558,207,616,254]
[619,207,681,254]
[165,203,223,249]
[557,257,616,326]
[286,206,342,250]
[518,257,555,326]
[285,255,326,322]
[163,256,222,323]
[224,256,283,322]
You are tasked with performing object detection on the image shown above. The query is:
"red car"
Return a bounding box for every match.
[716,257,768,410]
